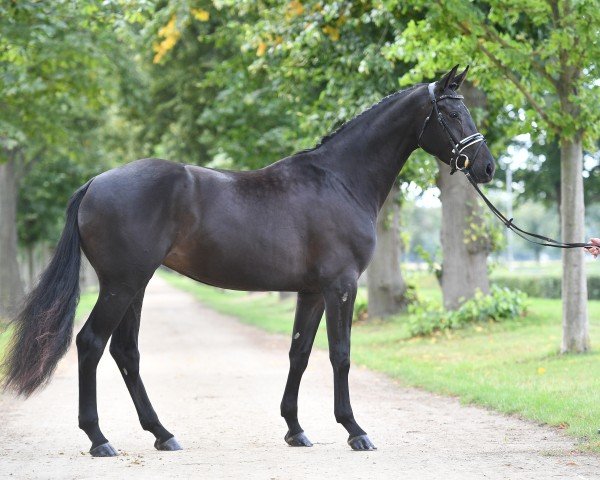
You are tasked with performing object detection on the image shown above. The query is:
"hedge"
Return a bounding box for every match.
[491,275,600,300]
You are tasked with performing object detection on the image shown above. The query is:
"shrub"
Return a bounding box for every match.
[352,284,418,322]
[353,296,369,322]
[492,275,600,300]
[407,285,528,337]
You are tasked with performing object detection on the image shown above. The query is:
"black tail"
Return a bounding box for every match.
[2,180,93,396]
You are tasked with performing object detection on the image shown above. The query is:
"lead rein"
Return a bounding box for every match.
[464,171,593,249]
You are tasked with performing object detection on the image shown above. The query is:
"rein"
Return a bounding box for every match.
[418,82,594,250]
[464,172,593,249]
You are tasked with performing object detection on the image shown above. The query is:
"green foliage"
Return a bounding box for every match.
[1,1,145,245]
[353,283,418,322]
[407,285,527,337]
[492,275,600,301]
[414,245,442,281]
[386,0,600,145]
[17,155,102,245]
[0,0,127,154]
[463,205,506,254]
[352,295,369,322]
[141,0,438,185]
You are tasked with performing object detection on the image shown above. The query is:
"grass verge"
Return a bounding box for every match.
[161,270,600,452]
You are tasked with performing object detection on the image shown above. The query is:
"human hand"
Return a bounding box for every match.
[585,238,600,258]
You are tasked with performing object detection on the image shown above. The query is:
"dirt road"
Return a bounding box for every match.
[1,276,599,479]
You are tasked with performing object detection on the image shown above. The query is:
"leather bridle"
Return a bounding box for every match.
[417,82,486,175]
[417,82,593,250]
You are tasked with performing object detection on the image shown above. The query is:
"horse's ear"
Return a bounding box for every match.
[434,65,459,94]
[450,65,469,90]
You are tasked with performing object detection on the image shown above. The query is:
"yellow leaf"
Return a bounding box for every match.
[287,0,304,17]
[256,41,267,57]
[537,367,546,375]
[191,8,210,22]
[322,25,340,41]
[153,14,181,64]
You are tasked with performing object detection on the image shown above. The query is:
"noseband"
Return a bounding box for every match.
[417,82,486,175]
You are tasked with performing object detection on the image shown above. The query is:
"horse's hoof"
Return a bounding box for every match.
[285,430,313,447]
[154,436,182,451]
[348,434,376,451]
[90,442,118,457]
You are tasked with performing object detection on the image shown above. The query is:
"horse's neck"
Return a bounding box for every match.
[319,88,425,216]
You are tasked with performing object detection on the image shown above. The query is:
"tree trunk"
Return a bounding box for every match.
[26,244,35,291]
[437,160,490,309]
[367,182,408,318]
[436,83,490,310]
[0,154,24,318]
[560,136,589,353]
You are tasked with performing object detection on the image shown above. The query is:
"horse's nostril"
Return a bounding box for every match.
[486,163,493,176]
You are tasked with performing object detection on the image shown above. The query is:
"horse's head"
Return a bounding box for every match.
[417,65,495,184]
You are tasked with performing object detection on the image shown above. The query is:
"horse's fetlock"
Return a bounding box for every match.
[280,399,298,419]
[334,412,354,424]
[141,416,161,432]
[78,417,99,431]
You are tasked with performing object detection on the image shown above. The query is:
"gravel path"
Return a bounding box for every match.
[1,276,599,479]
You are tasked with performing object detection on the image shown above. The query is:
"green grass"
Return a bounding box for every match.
[162,270,600,451]
[491,259,600,277]
[0,290,98,365]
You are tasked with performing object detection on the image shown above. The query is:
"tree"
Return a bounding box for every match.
[387,0,600,352]
[435,83,494,309]
[150,0,428,316]
[367,182,408,317]
[0,149,24,317]
[512,138,598,213]
[0,1,137,315]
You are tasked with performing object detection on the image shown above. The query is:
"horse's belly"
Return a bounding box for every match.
[163,234,314,292]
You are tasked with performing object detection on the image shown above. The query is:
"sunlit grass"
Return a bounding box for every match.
[162,269,600,451]
[491,259,600,277]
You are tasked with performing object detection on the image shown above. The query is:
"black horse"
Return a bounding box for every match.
[3,66,495,456]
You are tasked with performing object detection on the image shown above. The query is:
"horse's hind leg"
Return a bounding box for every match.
[76,283,140,457]
[281,293,324,447]
[109,288,181,452]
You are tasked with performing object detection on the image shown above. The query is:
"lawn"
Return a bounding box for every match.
[162,269,600,451]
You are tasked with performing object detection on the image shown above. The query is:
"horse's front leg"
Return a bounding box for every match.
[323,276,376,451]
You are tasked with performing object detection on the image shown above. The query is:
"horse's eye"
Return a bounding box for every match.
[449,111,459,118]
